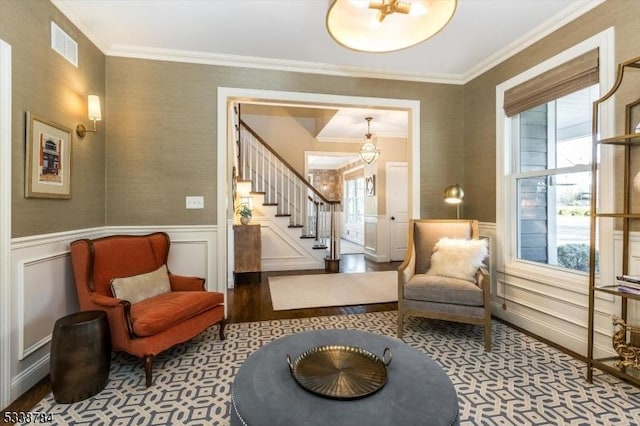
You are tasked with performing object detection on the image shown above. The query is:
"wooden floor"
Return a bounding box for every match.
[228,254,400,323]
[2,254,400,416]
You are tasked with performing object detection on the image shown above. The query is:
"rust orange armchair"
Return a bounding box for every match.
[70,232,225,386]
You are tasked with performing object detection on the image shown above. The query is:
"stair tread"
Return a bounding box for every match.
[288,225,303,228]
[275,214,291,217]
[312,245,328,249]
[262,203,278,206]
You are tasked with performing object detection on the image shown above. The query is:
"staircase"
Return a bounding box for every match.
[233,108,340,271]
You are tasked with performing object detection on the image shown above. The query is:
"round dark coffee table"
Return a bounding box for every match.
[231,329,459,425]
[50,310,111,403]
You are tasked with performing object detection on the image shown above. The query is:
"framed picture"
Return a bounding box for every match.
[365,175,375,196]
[25,112,72,198]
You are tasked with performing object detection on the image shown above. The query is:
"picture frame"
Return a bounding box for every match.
[25,112,72,199]
[365,175,375,196]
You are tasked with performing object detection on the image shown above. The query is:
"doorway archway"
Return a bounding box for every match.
[216,88,420,296]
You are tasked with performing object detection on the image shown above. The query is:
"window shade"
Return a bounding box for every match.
[503,49,599,117]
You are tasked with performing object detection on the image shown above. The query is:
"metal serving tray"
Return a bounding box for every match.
[286,345,392,400]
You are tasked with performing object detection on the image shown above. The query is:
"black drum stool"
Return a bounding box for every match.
[50,310,111,403]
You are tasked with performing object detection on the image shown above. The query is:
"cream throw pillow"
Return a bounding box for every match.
[427,238,488,282]
[111,264,171,304]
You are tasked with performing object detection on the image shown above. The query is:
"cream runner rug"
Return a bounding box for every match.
[268,271,397,310]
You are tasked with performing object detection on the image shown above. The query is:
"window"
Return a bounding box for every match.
[344,177,364,225]
[510,85,598,272]
[498,47,607,278]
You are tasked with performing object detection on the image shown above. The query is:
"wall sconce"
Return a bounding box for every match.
[443,184,464,219]
[76,95,102,138]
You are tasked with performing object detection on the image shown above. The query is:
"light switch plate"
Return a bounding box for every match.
[186,196,204,209]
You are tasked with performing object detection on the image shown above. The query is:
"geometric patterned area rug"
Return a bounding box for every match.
[28,311,640,425]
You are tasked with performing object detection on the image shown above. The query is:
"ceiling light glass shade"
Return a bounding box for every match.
[359,137,381,164]
[326,0,458,53]
[443,184,464,204]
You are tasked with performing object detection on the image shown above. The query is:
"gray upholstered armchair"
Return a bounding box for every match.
[397,219,491,351]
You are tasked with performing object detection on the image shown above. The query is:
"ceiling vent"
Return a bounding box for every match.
[51,22,78,67]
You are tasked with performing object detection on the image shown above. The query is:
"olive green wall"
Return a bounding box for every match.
[105,57,463,225]
[462,0,640,223]
[0,0,106,238]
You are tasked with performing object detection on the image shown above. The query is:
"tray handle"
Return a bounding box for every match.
[382,347,392,366]
[286,354,294,373]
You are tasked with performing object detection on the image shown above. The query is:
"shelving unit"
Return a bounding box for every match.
[587,56,640,385]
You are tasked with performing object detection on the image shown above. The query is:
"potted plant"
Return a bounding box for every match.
[235,203,252,225]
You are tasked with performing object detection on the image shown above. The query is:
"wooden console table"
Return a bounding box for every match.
[233,224,261,276]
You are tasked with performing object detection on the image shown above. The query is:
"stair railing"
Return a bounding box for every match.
[237,119,340,262]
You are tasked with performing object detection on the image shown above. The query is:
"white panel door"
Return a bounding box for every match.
[387,162,408,261]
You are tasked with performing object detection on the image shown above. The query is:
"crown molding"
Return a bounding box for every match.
[106,44,463,84]
[462,0,606,83]
[54,0,604,86]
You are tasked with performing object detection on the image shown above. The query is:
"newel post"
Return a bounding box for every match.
[324,202,340,273]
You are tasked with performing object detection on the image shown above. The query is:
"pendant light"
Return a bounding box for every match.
[359,117,380,164]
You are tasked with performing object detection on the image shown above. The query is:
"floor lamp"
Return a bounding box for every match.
[444,184,464,219]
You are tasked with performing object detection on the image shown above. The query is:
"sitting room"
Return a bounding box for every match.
[1,0,640,424]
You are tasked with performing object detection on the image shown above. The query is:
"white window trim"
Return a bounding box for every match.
[344,175,364,225]
[496,27,616,292]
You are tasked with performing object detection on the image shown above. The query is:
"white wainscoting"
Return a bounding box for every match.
[492,226,639,358]
[363,215,390,262]
[8,225,218,403]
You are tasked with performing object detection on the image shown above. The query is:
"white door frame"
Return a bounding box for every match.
[0,38,12,409]
[217,88,420,290]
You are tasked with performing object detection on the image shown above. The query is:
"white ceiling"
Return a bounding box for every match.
[52,0,602,83]
[307,153,361,170]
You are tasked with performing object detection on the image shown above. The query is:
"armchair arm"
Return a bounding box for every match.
[476,267,491,307]
[169,273,206,291]
[88,292,136,341]
[398,245,416,299]
[90,292,124,308]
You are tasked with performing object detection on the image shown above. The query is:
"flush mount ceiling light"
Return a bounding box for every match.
[326,0,457,53]
[359,117,380,164]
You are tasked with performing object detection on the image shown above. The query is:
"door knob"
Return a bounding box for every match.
[391,216,395,220]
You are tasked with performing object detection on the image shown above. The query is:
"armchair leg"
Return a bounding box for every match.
[144,355,153,387]
[219,320,226,341]
[484,322,492,352]
[397,313,404,339]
